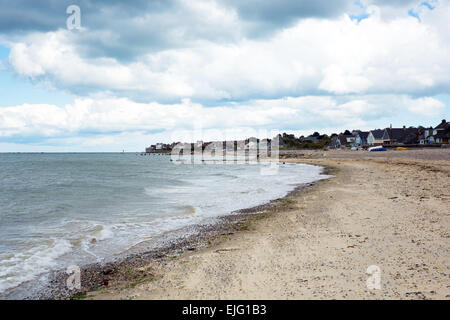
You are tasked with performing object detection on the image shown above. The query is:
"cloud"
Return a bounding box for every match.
[0,0,349,36]
[222,0,351,37]
[0,95,444,140]
[1,0,438,62]
[5,8,450,102]
[319,65,372,94]
[406,96,445,116]
[0,0,449,151]
[1,0,349,61]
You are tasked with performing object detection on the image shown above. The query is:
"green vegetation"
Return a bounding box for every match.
[70,293,95,300]
[279,132,331,149]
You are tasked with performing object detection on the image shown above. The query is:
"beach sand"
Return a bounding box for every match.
[87,149,449,300]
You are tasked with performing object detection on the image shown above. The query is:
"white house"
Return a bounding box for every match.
[367,129,384,145]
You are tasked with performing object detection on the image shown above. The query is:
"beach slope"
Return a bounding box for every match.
[89,150,450,300]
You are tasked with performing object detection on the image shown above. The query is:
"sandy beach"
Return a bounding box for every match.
[86,148,450,300]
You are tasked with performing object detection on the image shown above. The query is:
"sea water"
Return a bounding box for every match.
[0,153,328,296]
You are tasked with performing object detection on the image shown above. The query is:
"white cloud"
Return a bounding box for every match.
[406,96,445,116]
[4,4,449,101]
[8,43,45,76]
[1,1,449,152]
[0,94,444,139]
[319,64,372,94]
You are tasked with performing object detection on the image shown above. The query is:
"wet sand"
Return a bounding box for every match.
[85,149,449,300]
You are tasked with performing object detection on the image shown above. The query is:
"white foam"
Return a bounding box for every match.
[0,239,72,293]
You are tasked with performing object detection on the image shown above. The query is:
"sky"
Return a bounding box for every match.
[0,0,449,152]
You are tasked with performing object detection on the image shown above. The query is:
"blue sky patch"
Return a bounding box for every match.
[350,13,370,22]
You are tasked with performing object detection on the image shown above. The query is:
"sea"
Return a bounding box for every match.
[0,153,329,298]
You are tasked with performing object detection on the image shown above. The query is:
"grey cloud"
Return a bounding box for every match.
[0,0,352,62]
[225,0,350,26]
[0,0,350,33]
[1,0,239,61]
[0,0,66,33]
[222,0,352,38]
[0,0,168,33]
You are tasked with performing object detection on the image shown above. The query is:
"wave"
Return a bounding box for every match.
[0,239,72,293]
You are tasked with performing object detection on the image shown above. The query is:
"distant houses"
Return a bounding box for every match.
[145,142,176,153]
[420,119,450,144]
[367,129,384,146]
[329,121,450,149]
[382,126,420,145]
[331,125,427,149]
[354,131,369,147]
[330,131,354,148]
[420,128,434,145]
[434,119,450,143]
[144,120,449,153]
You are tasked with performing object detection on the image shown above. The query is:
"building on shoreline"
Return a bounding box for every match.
[330,132,354,149]
[367,129,385,146]
[382,126,420,145]
[420,120,449,144]
[145,120,449,153]
[354,131,370,147]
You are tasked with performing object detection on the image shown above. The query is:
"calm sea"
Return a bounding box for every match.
[0,153,328,296]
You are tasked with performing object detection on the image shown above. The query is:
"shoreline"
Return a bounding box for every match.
[1,163,331,300]
[84,149,449,300]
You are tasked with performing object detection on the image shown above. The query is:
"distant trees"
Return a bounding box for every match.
[281,133,299,148]
[278,132,331,150]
